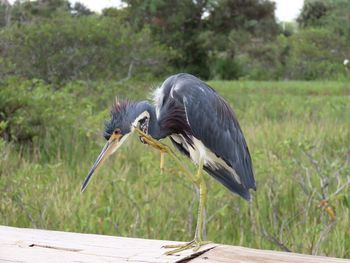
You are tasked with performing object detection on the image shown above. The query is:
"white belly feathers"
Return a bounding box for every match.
[170,134,241,185]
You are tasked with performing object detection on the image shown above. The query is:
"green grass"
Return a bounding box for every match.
[1,80,349,258]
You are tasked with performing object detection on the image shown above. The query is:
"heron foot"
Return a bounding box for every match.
[163,239,211,255]
[134,127,169,152]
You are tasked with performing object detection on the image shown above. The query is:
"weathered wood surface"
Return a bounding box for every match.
[0,225,215,263]
[0,225,349,263]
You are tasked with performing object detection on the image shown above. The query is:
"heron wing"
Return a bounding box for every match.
[171,76,255,199]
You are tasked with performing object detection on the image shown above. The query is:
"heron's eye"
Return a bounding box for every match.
[114,128,121,135]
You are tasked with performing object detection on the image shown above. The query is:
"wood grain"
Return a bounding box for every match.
[191,245,350,263]
[0,225,215,262]
[0,225,348,263]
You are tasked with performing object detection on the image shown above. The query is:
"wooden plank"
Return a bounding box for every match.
[0,225,349,263]
[0,225,215,263]
[190,245,350,263]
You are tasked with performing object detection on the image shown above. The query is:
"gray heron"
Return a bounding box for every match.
[81,73,255,254]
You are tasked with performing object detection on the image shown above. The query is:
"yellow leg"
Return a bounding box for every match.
[195,159,206,242]
[160,151,165,174]
[133,128,211,254]
[163,159,211,255]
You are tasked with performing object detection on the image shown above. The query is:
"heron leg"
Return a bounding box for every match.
[160,151,165,174]
[163,159,211,255]
[193,163,211,251]
[134,128,212,254]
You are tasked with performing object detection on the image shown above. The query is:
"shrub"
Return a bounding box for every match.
[0,77,83,144]
[286,27,349,80]
[0,15,171,83]
[209,57,244,80]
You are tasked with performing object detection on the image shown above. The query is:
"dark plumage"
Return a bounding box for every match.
[101,73,255,200]
[104,100,136,139]
[154,73,255,200]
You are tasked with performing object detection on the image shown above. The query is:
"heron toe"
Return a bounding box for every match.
[163,239,212,255]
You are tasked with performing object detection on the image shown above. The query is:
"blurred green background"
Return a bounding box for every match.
[0,0,349,259]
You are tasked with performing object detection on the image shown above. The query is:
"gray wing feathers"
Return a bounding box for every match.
[172,79,256,196]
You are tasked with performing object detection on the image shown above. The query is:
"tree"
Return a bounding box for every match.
[71,2,93,17]
[10,0,70,25]
[122,0,210,78]
[207,0,278,39]
[297,0,329,28]
[203,0,279,79]
[0,3,7,27]
[122,0,279,79]
[321,0,350,39]
[0,0,11,27]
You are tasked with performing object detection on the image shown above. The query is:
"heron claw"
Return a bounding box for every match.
[163,239,211,255]
[134,127,169,152]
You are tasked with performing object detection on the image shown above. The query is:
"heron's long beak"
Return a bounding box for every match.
[80,133,122,192]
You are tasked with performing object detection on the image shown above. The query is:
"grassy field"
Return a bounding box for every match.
[1,80,349,258]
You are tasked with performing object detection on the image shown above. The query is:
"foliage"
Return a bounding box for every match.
[122,0,211,78]
[291,0,350,80]
[122,0,279,79]
[0,79,349,259]
[203,0,280,80]
[10,0,71,24]
[209,57,243,80]
[297,0,350,39]
[320,0,350,40]
[71,2,94,17]
[202,29,288,80]
[0,0,349,81]
[206,0,279,39]
[297,0,329,29]
[0,3,9,27]
[285,27,349,80]
[0,76,150,144]
[0,77,79,143]
[0,15,171,83]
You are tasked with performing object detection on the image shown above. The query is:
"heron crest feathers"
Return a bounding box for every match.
[112,98,134,115]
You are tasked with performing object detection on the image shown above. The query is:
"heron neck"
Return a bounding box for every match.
[147,105,164,140]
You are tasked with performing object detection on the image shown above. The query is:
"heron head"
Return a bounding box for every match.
[104,99,151,141]
[80,99,151,192]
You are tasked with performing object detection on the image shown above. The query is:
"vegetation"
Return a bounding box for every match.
[1,78,349,258]
[0,0,349,81]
